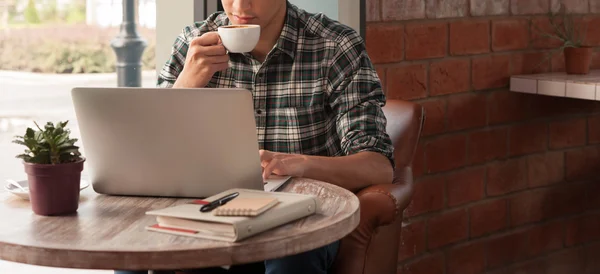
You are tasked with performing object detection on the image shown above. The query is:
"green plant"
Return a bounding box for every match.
[529,4,590,71]
[40,0,60,23]
[13,121,82,165]
[65,0,86,24]
[0,25,156,73]
[533,4,588,50]
[23,0,41,24]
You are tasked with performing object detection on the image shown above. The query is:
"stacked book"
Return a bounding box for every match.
[145,188,319,242]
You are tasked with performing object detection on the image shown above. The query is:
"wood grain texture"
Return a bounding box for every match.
[0,178,360,271]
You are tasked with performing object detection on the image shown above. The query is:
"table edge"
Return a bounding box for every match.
[0,180,361,270]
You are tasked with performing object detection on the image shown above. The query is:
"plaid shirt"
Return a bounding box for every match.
[157,2,395,166]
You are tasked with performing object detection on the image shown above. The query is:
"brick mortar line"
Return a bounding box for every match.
[425,62,431,98]
[563,146,570,186]
[415,141,600,175]
[505,196,511,229]
[441,89,450,143]
[411,88,502,102]
[442,244,448,274]
[466,197,471,245]
[402,22,407,62]
[372,13,595,26]
[484,238,599,273]
[586,110,591,145]
[397,209,600,268]
[545,119,552,153]
[372,46,600,69]
[375,15,599,27]
[445,20,450,65]
[405,178,600,221]
[377,0,382,22]
[561,211,567,248]
[412,148,600,188]
[419,129,587,154]
[417,112,600,144]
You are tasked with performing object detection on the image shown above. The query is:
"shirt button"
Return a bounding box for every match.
[256,109,262,114]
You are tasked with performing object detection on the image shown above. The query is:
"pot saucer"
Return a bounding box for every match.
[3,179,90,200]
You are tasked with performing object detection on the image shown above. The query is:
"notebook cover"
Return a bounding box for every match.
[145,188,319,242]
[213,197,279,216]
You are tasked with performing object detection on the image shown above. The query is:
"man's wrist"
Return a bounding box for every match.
[173,69,208,88]
[300,154,320,179]
[173,69,188,88]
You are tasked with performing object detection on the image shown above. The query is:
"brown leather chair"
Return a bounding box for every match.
[331,99,425,274]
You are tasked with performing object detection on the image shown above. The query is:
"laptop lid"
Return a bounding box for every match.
[71,87,264,198]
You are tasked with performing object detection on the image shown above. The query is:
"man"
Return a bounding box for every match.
[153,0,393,273]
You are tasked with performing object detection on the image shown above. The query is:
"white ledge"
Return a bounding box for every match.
[510,70,600,101]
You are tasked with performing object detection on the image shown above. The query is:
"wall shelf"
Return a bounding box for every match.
[510,70,600,101]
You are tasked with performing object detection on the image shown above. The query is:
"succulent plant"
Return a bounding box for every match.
[13,121,82,165]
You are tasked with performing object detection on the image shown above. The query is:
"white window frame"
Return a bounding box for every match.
[154,0,365,73]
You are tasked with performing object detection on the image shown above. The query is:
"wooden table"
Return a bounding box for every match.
[0,178,360,271]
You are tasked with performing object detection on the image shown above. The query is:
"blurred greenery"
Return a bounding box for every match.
[0,25,156,73]
[0,0,156,74]
[40,1,59,23]
[65,0,86,24]
[3,0,88,26]
[23,0,41,24]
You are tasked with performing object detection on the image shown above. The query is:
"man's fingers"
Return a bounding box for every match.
[198,44,227,56]
[192,32,221,46]
[191,32,221,46]
[261,157,273,168]
[213,62,230,72]
[206,54,229,64]
[259,150,273,161]
[262,159,279,180]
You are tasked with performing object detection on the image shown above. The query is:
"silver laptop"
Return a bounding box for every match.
[71,87,289,198]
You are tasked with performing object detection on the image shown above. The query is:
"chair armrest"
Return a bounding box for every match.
[356,167,414,227]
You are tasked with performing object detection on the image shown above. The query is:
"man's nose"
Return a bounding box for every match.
[232,0,252,11]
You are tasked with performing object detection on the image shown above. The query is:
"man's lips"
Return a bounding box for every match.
[234,15,255,23]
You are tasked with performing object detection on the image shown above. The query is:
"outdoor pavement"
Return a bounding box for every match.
[0,70,157,274]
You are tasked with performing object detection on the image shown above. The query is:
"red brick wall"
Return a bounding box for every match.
[365,0,600,273]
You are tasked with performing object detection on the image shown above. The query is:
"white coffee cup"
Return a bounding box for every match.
[217,24,261,53]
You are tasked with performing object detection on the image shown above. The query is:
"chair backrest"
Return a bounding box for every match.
[381,100,425,173]
[330,100,425,274]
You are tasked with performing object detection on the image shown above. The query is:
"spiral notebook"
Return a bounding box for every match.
[213,197,279,216]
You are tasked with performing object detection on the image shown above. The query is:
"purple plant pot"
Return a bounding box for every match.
[23,158,85,216]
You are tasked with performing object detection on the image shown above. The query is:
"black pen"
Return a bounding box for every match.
[200,192,239,212]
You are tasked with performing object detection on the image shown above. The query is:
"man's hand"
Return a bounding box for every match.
[173,32,229,88]
[259,150,308,181]
[260,150,392,192]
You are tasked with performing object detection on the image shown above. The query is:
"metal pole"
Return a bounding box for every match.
[111,0,147,87]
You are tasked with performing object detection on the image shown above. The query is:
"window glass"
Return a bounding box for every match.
[1,1,157,270]
[0,0,156,189]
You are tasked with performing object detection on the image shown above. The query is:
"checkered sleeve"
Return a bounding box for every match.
[327,31,395,168]
[156,27,193,88]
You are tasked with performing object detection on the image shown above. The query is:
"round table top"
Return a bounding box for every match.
[0,178,360,270]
